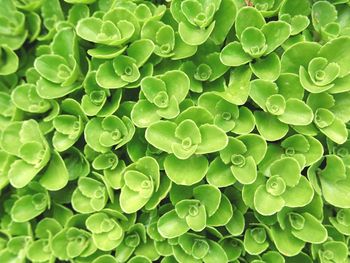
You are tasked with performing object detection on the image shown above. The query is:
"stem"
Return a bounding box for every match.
[244,0,253,6]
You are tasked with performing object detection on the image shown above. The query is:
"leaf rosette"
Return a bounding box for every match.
[128,1,166,24]
[157,185,233,238]
[258,134,324,172]
[251,0,284,17]
[243,157,314,216]
[170,0,237,45]
[0,120,50,188]
[71,175,109,213]
[119,157,160,214]
[141,20,197,59]
[115,223,147,262]
[131,70,190,127]
[0,235,33,262]
[220,7,291,68]
[170,233,228,263]
[11,83,51,113]
[308,155,350,209]
[80,71,122,118]
[249,78,313,141]
[52,222,97,261]
[146,106,228,185]
[198,92,255,134]
[282,38,350,94]
[207,134,267,187]
[278,0,311,36]
[10,182,50,223]
[243,227,270,255]
[34,28,84,99]
[76,8,138,47]
[304,92,348,144]
[86,212,124,251]
[180,46,229,92]
[84,115,135,153]
[268,198,327,256]
[314,240,348,263]
[95,39,154,89]
[219,237,244,262]
[312,1,342,42]
[26,217,62,262]
[52,98,88,152]
[0,0,28,50]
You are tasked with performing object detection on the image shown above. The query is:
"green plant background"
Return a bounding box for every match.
[0,0,350,262]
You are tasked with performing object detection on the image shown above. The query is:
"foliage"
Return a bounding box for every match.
[1,0,350,262]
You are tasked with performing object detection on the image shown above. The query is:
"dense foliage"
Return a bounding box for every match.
[1,0,350,262]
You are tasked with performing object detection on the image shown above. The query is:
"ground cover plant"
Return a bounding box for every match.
[1,0,350,262]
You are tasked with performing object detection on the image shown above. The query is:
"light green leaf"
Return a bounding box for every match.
[157,210,189,238]
[164,155,208,185]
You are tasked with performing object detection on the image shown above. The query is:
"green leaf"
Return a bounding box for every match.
[0,45,19,75]
[131,100,160,128]
[278,98,314,126]
[27,239,52,262]
[35,54,71,84]
[312,1,338,31]
[206,157,236,187]
[319,117,348,145]
[120,180,153,214]
[96,61,127,89]
[241,27,267,58]
[290,212,327,243]
[261,21,291,55]
[11,193,48,222]
[8,161,39,188]
[220,65,252,105]
[243,227,269,255]
[235,7,265,40]
[220,42,252,67]
[92,255,118,263]
[318,37,350,77]
[280,14,310,35]
[232,107,256,134]
[231,156,257,184]
[270,157,301,186]
[210,0,237,45]
[145,121,177,153]
[207,194,233,226]
[193,184,221,216]
[238,134,267,164]
[277,73,304,100]
[255,111,289,141]
[270,225,305,257]
[178,22,215,46]
[281,42,321,74]
[186,204,207,231]
[157,210,189,238]
[250,52,281,81]
[299,66,334,93]
[164,155,208,185]
[282,177,314,207]
[249,79,278,111]
[203,240,228,263]
[11,83,51,113]
[225,208,245,236]
[254,185,285,215]
[39,150,69,191]
[127,39,155,67]
[196,124,228,154]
